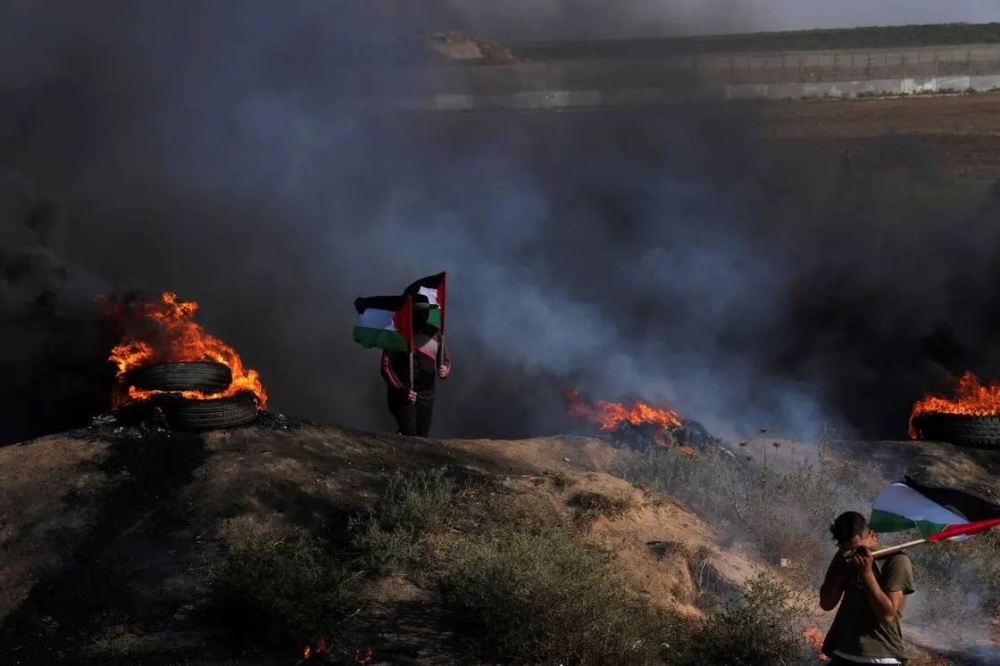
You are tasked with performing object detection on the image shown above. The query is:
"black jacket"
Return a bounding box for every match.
[381,330,450,393]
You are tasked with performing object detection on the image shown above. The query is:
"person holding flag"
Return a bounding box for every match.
[352,272,451,437]
[380,293,450,437]
[819,511,914,665]
[819,476,1000,664]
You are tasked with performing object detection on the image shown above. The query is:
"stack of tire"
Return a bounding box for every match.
[122,362,259,431]
[911,413,1000,449]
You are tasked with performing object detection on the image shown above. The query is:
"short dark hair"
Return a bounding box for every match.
[830,511,868,543]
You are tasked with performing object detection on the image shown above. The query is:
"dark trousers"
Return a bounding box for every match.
[387,388,435,437]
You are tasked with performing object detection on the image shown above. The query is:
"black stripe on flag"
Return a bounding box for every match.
[903,475,1000,522]
[354,295,409,315]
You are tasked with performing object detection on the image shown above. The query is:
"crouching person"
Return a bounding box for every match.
[819,511,915,665]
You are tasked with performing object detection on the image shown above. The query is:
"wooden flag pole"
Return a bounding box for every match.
[407,295,417,435]
[871,538,929,559]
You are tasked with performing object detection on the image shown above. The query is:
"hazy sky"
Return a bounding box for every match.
[446,0,1000,39]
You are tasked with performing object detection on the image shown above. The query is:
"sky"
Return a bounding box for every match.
[444,0,1000,40]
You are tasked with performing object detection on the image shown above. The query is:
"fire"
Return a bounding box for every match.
[909,372,1000,438]
[803,625,829,661]
[564,388,683,432]
[303,638,327,661]
[106,292,267,409]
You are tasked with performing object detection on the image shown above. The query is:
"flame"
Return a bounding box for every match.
[909,372,1000,438]
[564,388,683,432]
[106,292,267,409]
[303,638,328,661]
[803,625,828,661]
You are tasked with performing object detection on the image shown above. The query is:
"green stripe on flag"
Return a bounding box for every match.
[353,326,409,352]
[869,509,947,537]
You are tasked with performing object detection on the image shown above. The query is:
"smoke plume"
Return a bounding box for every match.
[1,1,999,445]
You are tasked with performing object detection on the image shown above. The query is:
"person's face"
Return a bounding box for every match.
[838,528,877,554]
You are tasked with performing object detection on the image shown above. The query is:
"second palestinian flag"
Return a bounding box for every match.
[870,475,1000,541]
[405,272,446,331]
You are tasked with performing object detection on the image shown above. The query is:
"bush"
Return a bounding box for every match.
[349,467,461,575]
[439,530,672,665]
[621,446,745,521]
[209,517,360,646]
[621,446,886,582]
[673,573,813,666]
[567,489,637,523]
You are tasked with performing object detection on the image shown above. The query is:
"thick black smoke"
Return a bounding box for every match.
[1,1,999,445]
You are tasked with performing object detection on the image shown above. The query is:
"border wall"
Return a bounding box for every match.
[385,43,1000,111]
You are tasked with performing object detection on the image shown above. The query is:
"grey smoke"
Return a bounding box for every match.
[1,1,999,445]
[446,0,1000,40]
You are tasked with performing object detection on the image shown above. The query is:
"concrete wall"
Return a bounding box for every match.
[380,42,1000,109]
[395,74,1000,112]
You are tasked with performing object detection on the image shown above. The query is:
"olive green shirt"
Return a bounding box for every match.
[822,552,915,663]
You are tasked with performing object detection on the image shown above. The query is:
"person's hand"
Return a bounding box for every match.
[406,389,417,404]
[850,546,874,574]
[438,363,450,379]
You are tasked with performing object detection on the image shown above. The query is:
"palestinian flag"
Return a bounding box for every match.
[404,272,446,332]
[870,476,1000,541]
[353,295,413,353]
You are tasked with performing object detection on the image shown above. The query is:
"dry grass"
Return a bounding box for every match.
[439,530,673,665]
[567,488,638,524]
[543,468,576,490]
[208,516,361,649]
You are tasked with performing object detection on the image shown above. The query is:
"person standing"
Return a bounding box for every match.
[380,299,450,437]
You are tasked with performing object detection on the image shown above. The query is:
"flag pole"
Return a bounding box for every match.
[406,295,416,435]
[871,538,929,559]
[438,272,447,369]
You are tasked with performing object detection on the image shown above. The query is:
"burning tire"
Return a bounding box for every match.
[124,361,232,394]
[154,391,259,431]
[911,413,1000,448]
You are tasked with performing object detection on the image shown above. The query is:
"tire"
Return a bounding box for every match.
[155,392,259,431]
[124,362,232,394]
[911,413,1000,448]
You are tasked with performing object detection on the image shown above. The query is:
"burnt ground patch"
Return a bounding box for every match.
[0,428,209,664]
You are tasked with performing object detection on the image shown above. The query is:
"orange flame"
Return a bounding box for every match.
[303,637,327,661]
[909,372,1000,438]
[107,292,267,409]
[803,625,828,661]
[565,388,683,432]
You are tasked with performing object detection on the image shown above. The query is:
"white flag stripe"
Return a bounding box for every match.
[873,482,970,540]
[417,286,438,305]
[357,308,397,331]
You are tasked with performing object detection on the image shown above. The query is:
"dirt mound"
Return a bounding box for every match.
[0,420,756,664]
[3,419,999,664]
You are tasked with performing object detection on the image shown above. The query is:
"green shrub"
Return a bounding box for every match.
[673,573,812,666]
[350,467,461,575]
[440,530,672,665]
[209,518,360,646]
